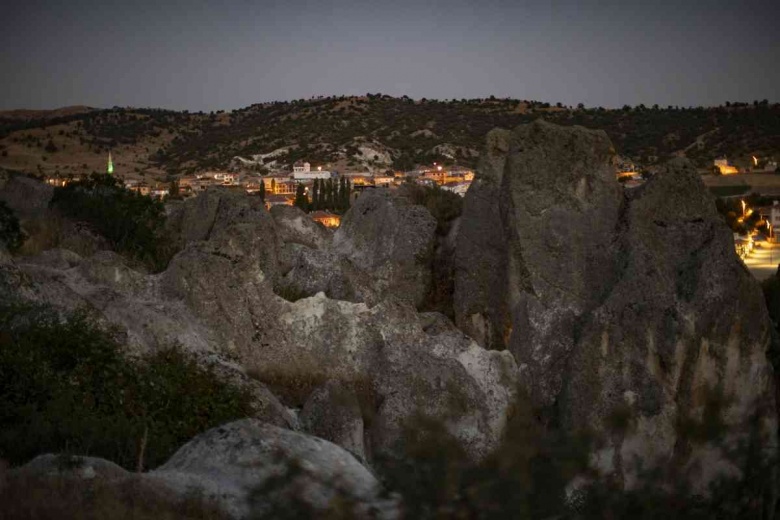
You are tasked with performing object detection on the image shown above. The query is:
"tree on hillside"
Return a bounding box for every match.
[325,178,334,210]
[311,179,320,211]
[293,183,308,212]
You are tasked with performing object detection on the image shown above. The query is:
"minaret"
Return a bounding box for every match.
[107,152,114,175]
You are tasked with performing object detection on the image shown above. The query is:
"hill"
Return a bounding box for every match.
[0,96,777,181]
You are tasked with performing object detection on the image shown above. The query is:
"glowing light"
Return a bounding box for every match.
[107,152,114,175]
[753,156,759,166]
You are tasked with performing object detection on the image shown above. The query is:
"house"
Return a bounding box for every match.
[310,210,341,228]
[264,194,294,209]
[292,165,332,180]
[373,175,394,187]
[714,158,739,175]
[768,201,780,235]
[264,176,296,195]
[293,161,311,173]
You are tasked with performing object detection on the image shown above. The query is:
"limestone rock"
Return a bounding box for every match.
[150,419,382,518]
[16,454,129,481]
[454,128,513,350]
[300,380,366,461]
[271,204,332,250]
[0,173,53,219]
[333,190,437,307]
[454,120,777,491]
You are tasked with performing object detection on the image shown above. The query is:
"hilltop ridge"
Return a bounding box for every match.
[0,96,777,182]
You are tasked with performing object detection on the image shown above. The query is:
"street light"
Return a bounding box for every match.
[742,199,747,218]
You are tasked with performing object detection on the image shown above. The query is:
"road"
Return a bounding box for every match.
[743,239,780,281]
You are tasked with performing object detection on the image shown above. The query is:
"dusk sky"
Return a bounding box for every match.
[2,0,778,111]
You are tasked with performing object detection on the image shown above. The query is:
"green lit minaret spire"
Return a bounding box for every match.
[107,152,114,175]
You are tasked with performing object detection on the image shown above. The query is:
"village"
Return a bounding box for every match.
[45,156,475,228]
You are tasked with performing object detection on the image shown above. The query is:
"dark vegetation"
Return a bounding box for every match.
[714,193,770,235]
[0,461,229,520]
[0,200,24,252]
[399,183,464,319]
[0,303,254,471]
[50,173,176,271]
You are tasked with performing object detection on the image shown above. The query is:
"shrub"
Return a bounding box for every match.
[0,467,228,520]
[0,200,24,252]
[50,174,176,271]
[398,183,463,236]
[0,303,254,470]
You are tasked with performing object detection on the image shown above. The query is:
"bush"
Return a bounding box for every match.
[50,174,176,271]
[0,467,229,520]
[0,200,24,252]
[399,183,462,236]
[0,303,254,470]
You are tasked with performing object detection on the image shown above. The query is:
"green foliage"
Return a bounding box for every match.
[0,303,254,470]
[0,200,24,252]
[399,183,463,236]
[50,173,176,271]
[293,183,309,212]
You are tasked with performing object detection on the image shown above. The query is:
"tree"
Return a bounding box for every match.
[325,179,334,210]
[312,179,320,211]
[259,180,266,202]
[45,139,58,153]
[293,183,308,212]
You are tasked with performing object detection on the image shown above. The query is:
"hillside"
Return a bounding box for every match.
[0,96,778,181]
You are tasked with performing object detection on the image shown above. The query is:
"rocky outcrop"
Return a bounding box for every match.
[455,120,777,490]
[0,171,53,219]
[150,419,387,518]
[332,190,437,307]
[454,128,513,351]
[1,183,517,464]
[300,380,366,461]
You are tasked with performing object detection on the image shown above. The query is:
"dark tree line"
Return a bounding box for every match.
[294,178,352,213]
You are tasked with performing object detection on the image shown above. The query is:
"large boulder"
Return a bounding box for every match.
[332,190,437,307]
[0,172,53,219]
[454,120,777,490]
[270,205,332,250]
[300,380,366,461]
[560,158,777,489]
[454,128,513,351]
[150,419,386,518]
[248,292,518,462]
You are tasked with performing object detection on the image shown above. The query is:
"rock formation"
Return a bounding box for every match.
[455,119,777,489]
[150,420,389,518]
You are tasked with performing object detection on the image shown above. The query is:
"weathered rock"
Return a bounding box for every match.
[333,190,437,307]
[560,158,777,489]
[150,419,383,518]
[271,205,332,250]
[300,380,366,461]
[17,248,83,270]
[454,128,513,351]
[455,120,777,491]
[16,454,130,481]
[276,246,373,303]
[0,172,53,219]
[249,293,518,462]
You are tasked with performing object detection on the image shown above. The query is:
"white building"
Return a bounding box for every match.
[293,161,311,173]
[293,169,332,180]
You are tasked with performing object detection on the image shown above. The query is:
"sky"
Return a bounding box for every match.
[1,0,778,111]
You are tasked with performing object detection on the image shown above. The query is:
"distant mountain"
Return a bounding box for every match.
[0,96,777,180]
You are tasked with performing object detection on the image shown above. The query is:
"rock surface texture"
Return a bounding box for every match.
[455,119,777,489]
[150,419,385,518]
